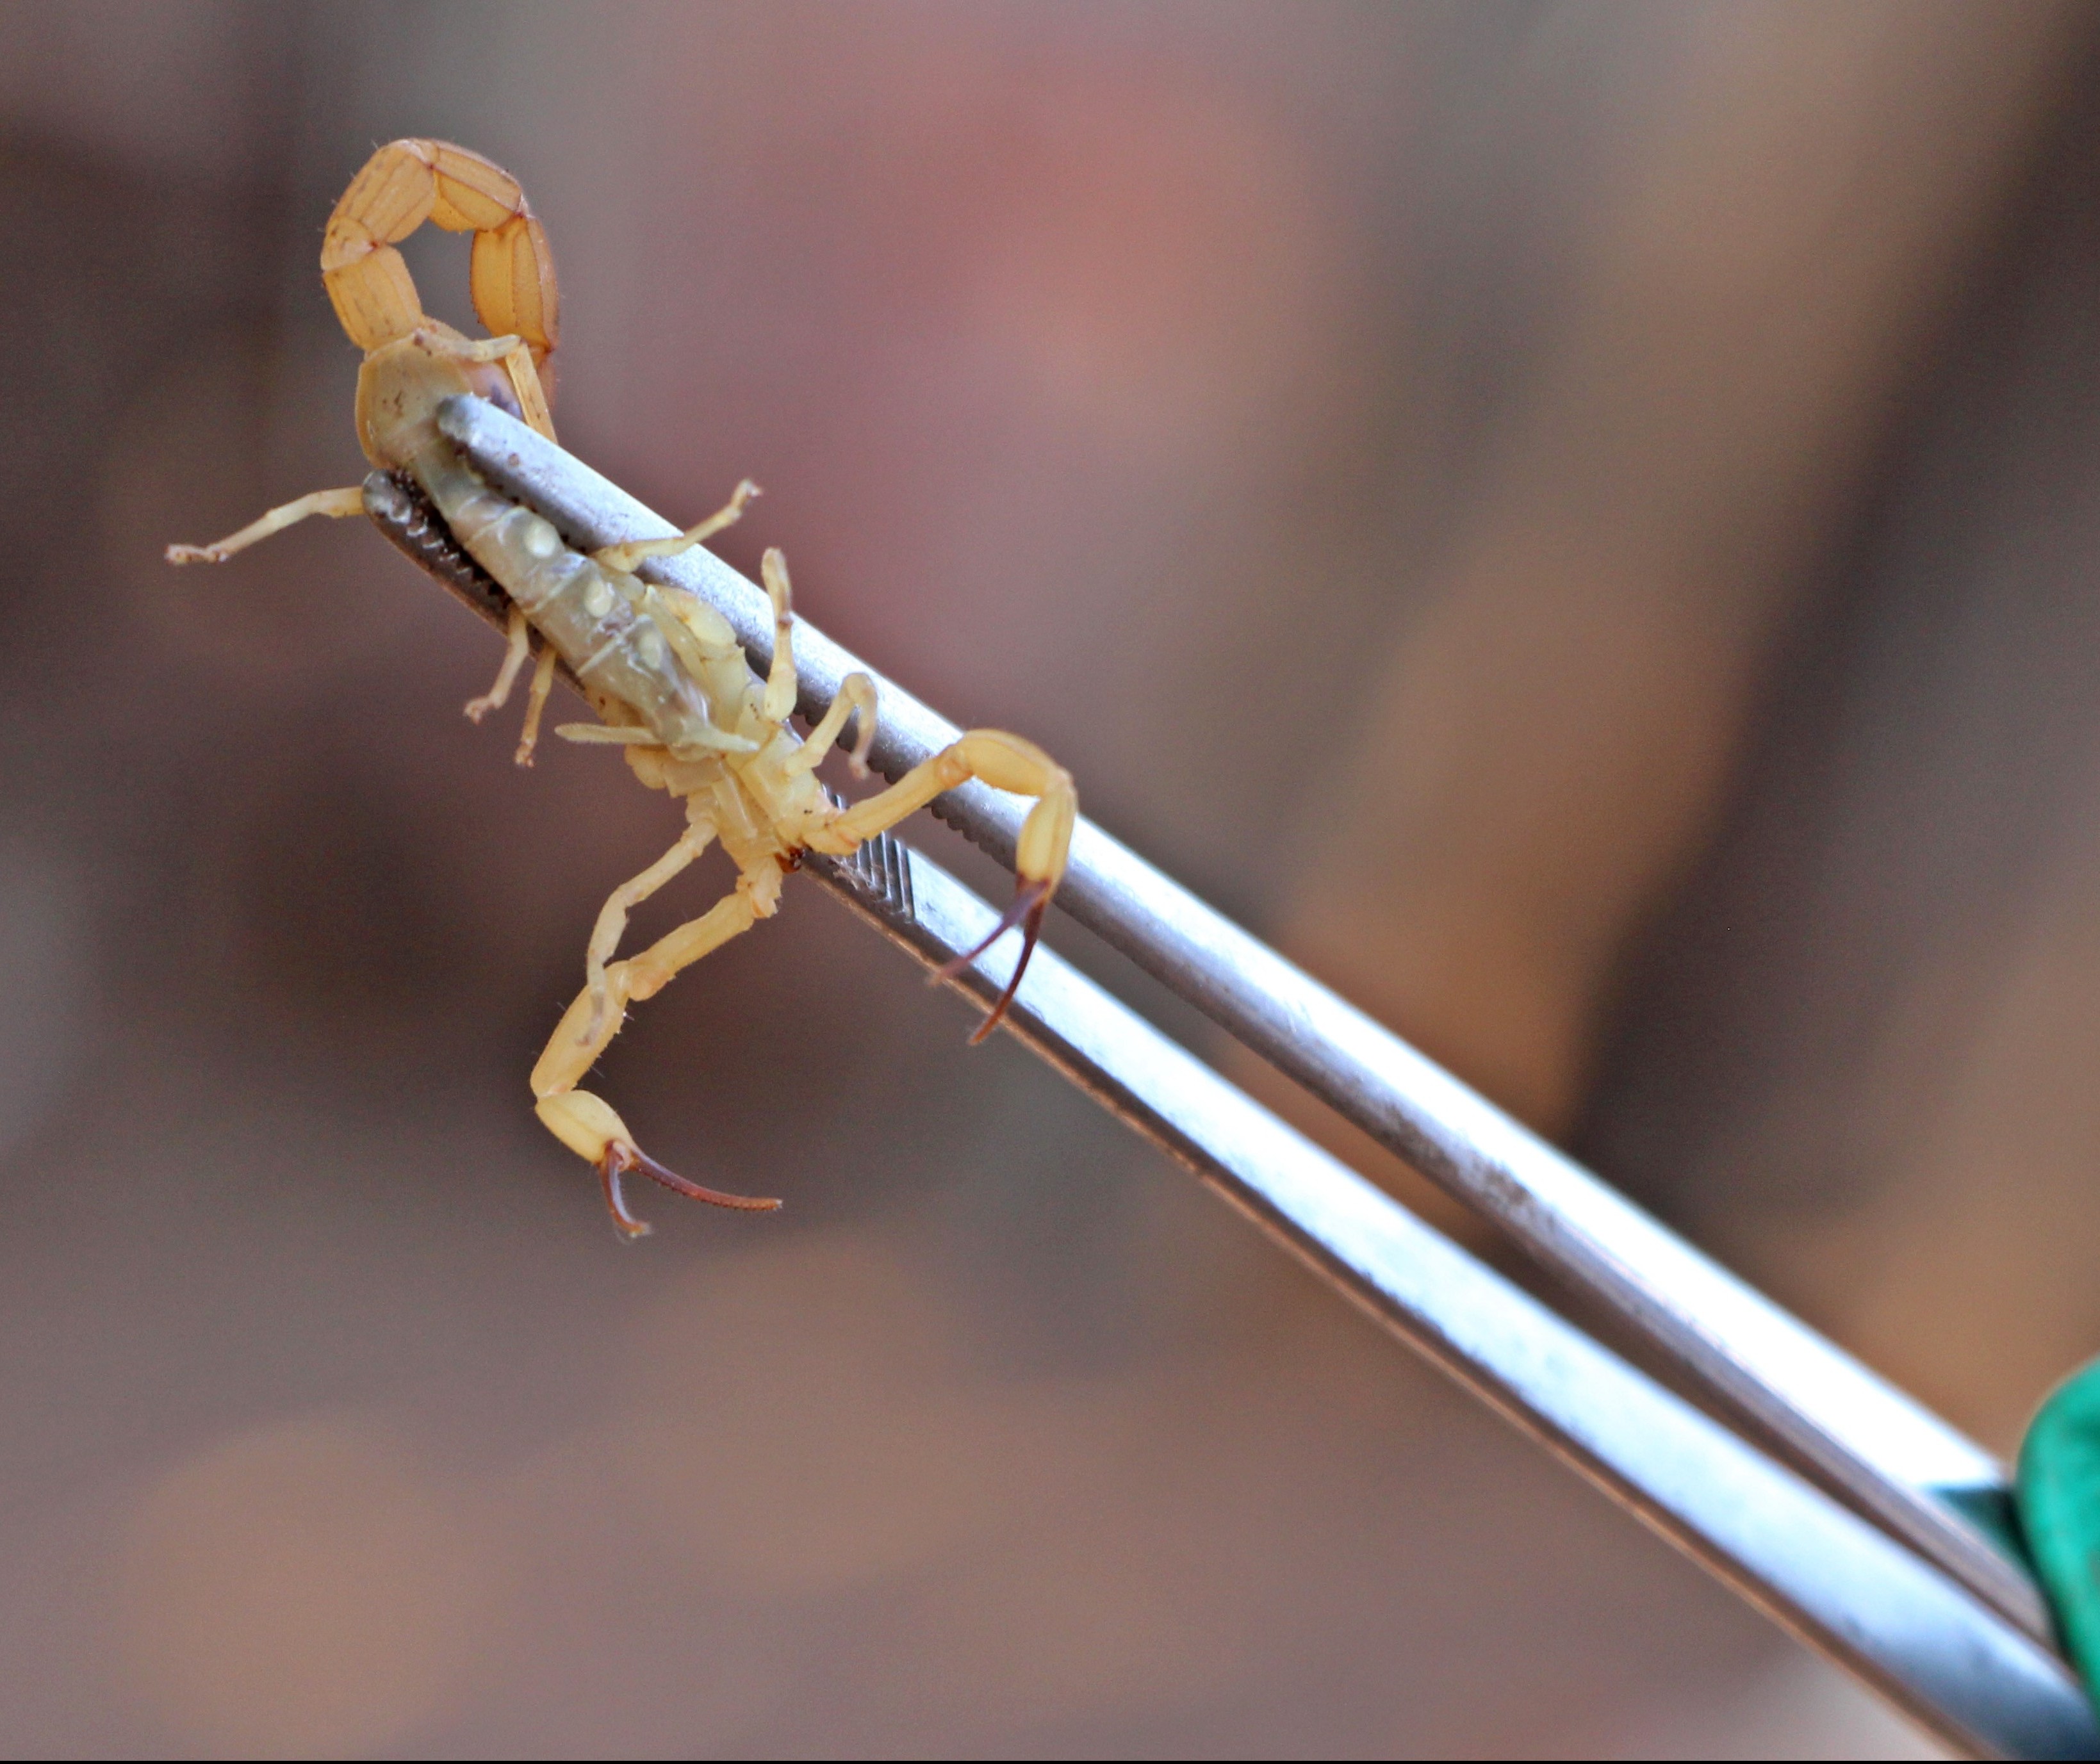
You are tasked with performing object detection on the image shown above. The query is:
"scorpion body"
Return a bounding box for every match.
[169,140,1076,1236]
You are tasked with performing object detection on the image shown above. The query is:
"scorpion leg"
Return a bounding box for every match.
[783,671,878,777]
[465,607,532,722]
[164,486,366,564]
[759,549,799,724]
[531,864,783,1236]
[513,645,559,765]
[811,730,1075,1040]
[580,810,719,1043]
[591,480,759,576]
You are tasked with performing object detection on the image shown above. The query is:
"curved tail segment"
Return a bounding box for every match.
[321,139,561,432]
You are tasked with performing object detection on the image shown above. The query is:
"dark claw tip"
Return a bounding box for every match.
[937,878,1051,1044]
[600,1141,781,1228]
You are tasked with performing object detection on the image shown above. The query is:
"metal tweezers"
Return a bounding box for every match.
[365,396,2097,1759]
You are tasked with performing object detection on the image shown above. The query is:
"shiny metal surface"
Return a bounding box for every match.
[435,393,2049,1646]
[363,445,2097,1758]
[805,826,2095,1760]
[361,455,2100,1747]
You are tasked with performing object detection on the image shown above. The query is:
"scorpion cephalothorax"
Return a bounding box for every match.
[169,140,1076,1236]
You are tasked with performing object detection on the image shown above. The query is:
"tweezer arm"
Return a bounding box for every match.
[363,469,2090,1758]
[434,395,2046,1644]
[812,829,2094,1763]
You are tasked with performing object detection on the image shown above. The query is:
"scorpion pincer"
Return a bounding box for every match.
[168,139,1077,1237]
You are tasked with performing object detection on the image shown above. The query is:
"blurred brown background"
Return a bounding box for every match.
[4,0,2100,1753]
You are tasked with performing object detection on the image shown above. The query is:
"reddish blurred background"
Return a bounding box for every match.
[4,1,2100,1753]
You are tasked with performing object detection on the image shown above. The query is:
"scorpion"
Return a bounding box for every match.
[168,140,1077,1237]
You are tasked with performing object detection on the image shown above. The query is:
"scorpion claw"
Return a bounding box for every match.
[938,878,1051,1044]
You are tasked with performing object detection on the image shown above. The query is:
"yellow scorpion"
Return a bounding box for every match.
[169,140,1076,1236]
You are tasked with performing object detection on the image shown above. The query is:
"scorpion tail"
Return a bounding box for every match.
[322,139,559,434]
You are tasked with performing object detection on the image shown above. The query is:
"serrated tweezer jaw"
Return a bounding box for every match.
[817,796,917,924]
